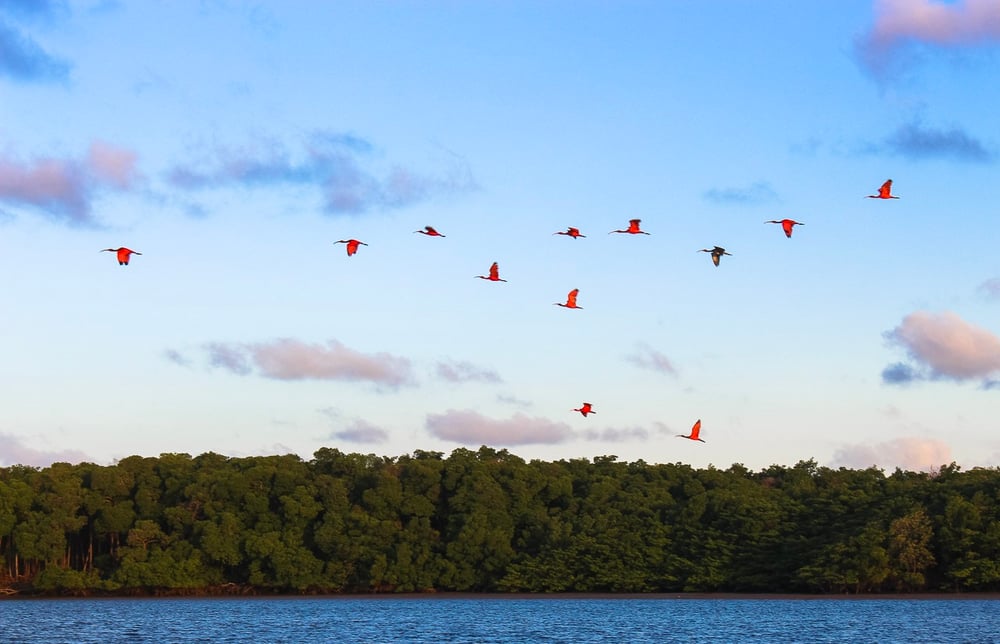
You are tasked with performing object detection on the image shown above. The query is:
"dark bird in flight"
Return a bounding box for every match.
[698,246,731,267]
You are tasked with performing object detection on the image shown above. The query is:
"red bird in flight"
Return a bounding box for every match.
[765,219,804,238]
[609,219,650,235]
[414,225,446,237]
[102,247,141,265]
[867,179,899,199]
[475,262,507,282]
[554,288,583,309]
[698,246,731,267]
[334,239,368,256]
[573,402,596,417]
[677,419,705,442]
[553,226,585,239]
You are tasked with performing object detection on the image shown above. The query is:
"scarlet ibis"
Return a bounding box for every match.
[475,262,507,282]
[554,226,585,239]
[765,219,804,238]
[573,402,596,417]
[554,288,582,309]
[609,219,650,235]
[867,179,899,199]
[414,225,445,237]
[698,246,731,266]
[676,419,705,442]
[334,239,368,256]
[101,247,141,265]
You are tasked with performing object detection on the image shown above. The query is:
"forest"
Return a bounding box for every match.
[2,447,999,596]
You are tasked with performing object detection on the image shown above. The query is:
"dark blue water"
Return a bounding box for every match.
[1,597,997,643]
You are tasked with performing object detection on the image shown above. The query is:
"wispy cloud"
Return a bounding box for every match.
[0,141,141,226]
[163,349,192,367]
[435,359,502,384]
[703,180,778,205]
[0,8,71,83]
[832,436,952,472]
[167,131,477,215]
[881,362,920,385]
[867,121,993,163]
[426,410,574,446]
[979,278,1000,299]
[882,311,1000,386]
[204,338,415,389]
[580,426,649,442]
[0,432,91,467]
[857,0,1000,76]
[625,343,678,376]
[329,419,390,444]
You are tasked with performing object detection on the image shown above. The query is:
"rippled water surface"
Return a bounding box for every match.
[2,597,998,643]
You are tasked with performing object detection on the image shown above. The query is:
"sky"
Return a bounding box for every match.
[1,0,998,473]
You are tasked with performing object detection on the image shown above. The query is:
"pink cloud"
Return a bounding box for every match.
[205,338,415,389]
[859,0,1000,73]
[832,437,952,472]
[0,433,91,467]
[0,141,140,226]
[426,409,574,446]
[884,311,1000,380]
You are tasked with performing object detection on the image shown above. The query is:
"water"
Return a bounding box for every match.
[1,596,997,643]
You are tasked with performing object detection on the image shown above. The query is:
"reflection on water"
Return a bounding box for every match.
[1,597,996,644]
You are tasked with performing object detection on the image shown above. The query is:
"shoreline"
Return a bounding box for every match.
[5,591,1000,601]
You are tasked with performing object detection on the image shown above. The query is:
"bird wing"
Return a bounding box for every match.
[689,419,702,439]
[879,180,892,197]
[567,289,579,306]
[489,262,500,279]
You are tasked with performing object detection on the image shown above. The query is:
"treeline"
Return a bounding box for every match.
[1,447,999,596]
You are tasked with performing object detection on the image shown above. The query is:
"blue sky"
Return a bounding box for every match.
[1,0,998,472]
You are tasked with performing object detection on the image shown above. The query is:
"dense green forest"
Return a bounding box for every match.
[2,447,999,596]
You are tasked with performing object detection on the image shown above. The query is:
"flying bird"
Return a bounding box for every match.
[553,226,585,239]
[573,402,596,417]
[677,419,705,442]
[609,219,650,235]
[867,179,899,199]
[101,247,142,266]
[698,246,732,267]
[765,219,804,238]
[334,239,368,256]
[414,225,446,237]
[475,262,507,282]
[554,288,583,309]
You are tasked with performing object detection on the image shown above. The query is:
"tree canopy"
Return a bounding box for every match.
[2,448,998,596]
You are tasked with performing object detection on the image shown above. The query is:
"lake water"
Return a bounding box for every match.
[1,596,997,643]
